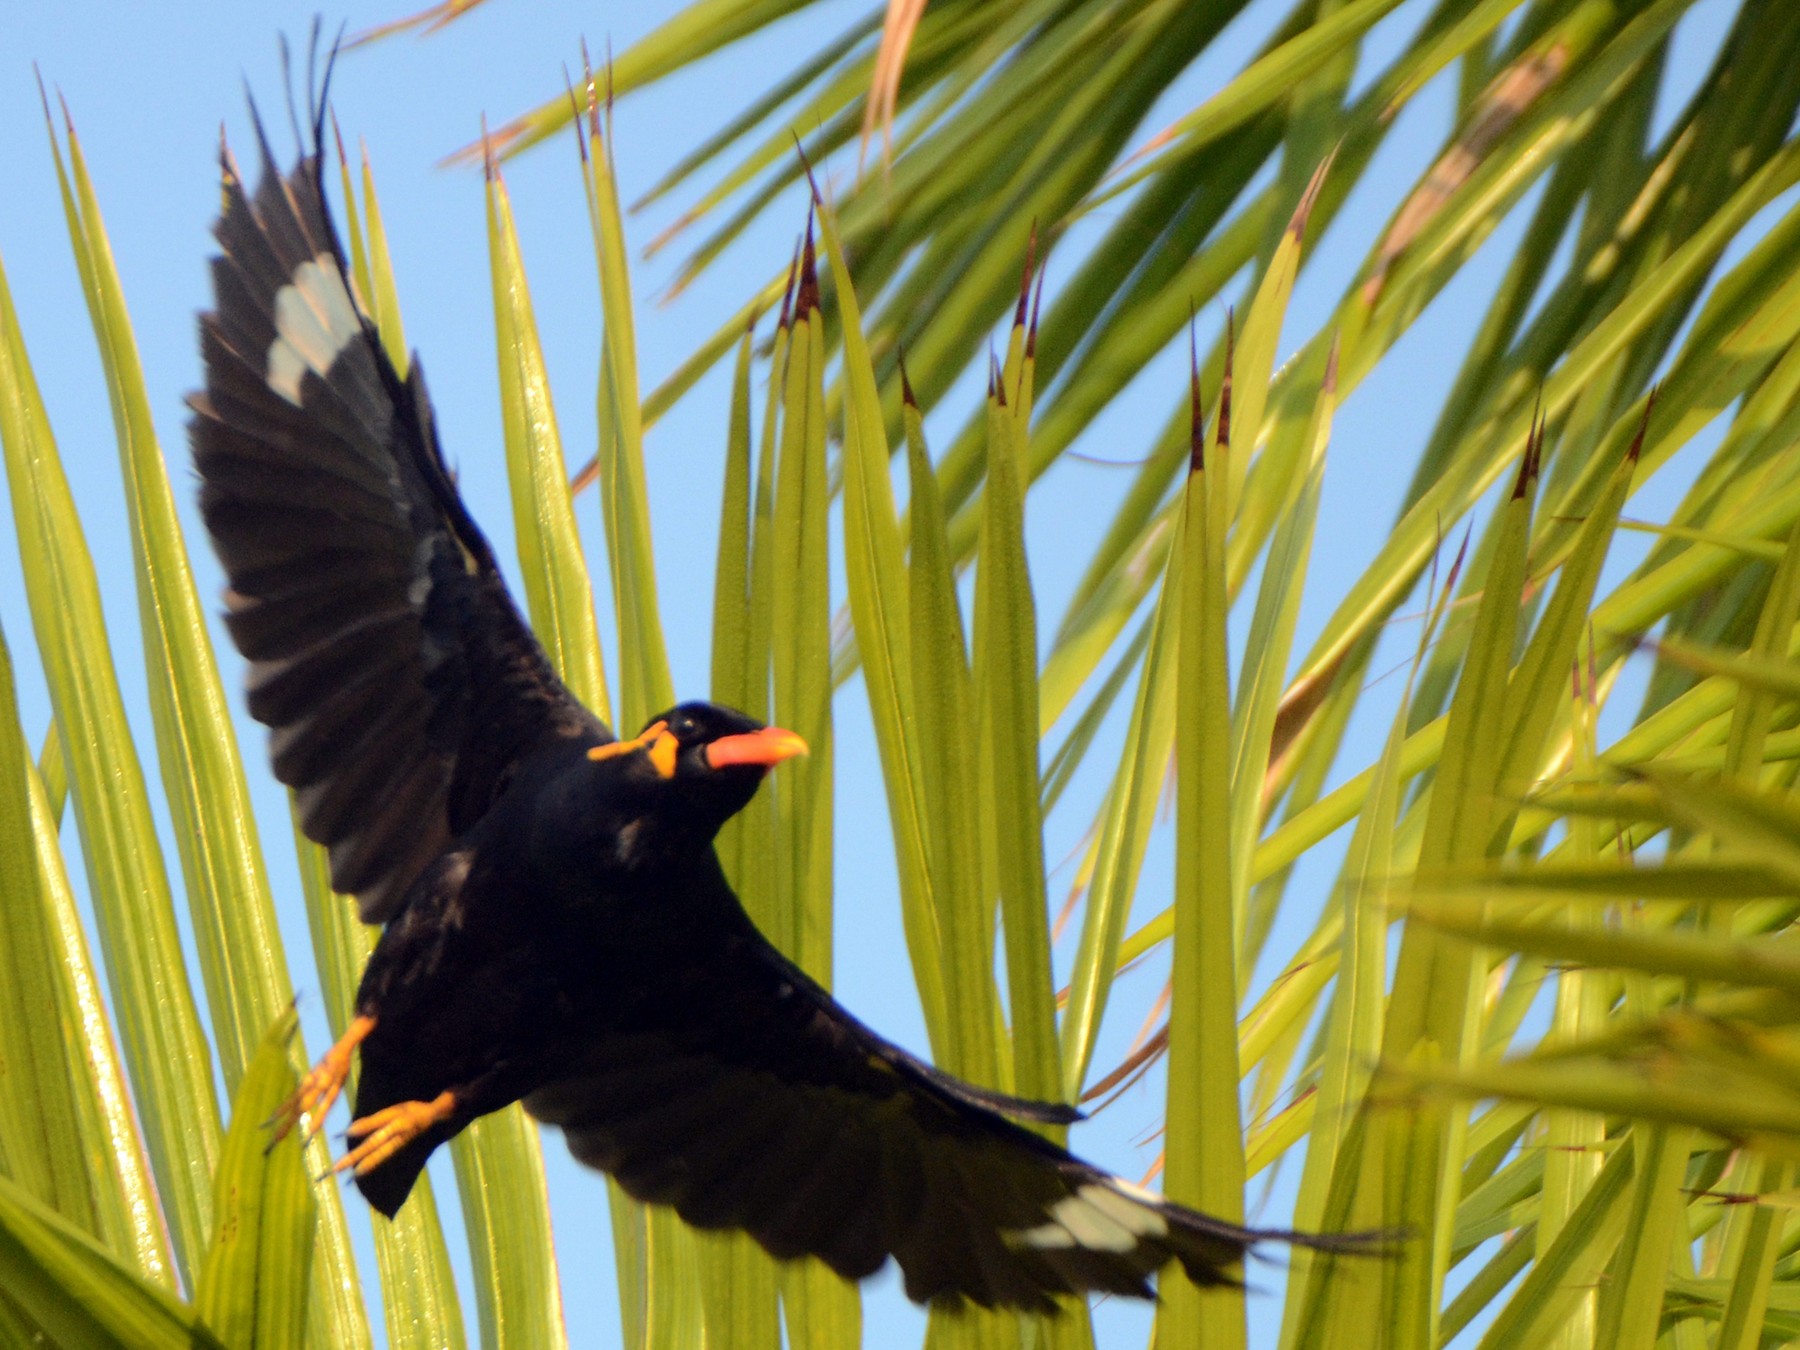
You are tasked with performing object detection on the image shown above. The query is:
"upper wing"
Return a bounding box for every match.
[524,904,1319,1311]
[189,129,607,921]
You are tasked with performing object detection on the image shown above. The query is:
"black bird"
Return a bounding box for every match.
[189,118,1369,1311]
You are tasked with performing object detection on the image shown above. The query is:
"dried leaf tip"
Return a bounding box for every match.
[32,68,75,162]
[560,68,588,166]
[1444,521,1473,596]
[777,236,801,333]
[793,211,821,321]
[1627,385,1658,464]
[1215,307,1235,455]
[328,109,352,174]
[1026,264,1047,360]
[1187,312,1205,474]
[1014,219,1039,331]
[898,347,918,411]
[479,115,498,184]
[1512,397,1543,499]
[579,41,605,143]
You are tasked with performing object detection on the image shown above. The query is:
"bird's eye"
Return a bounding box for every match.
[666,712,697,741]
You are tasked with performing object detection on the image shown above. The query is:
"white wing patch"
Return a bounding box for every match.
[1011,1181,1171,1253]
[266,253,363,405]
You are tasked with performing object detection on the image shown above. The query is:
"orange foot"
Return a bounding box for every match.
[332,1091,458,1178]
[268,1014,376,1145]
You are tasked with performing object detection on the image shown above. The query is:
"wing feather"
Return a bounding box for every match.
[521,909,1345,1311]
[191,130,607,921]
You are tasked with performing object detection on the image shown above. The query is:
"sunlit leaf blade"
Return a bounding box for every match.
[817,187,974,1086]
[1472,1138,1635,1350]
[772,240,860,1349]
[1230,338,1333,958]
[706,342,787,1350]
[1281,490,1439,1350]
[975,357,1061,1111]
[582,90,673,728]
[194,1009,316,1350]
[1365,436,1539,1349]
[23,733,169,1283]
[0,1173,224,1350]
[0,237,219,1282]
[904,385,998,1082]
[1158,366,1244,1345]
[1059,566,1177,1097]
[457,0,820,161]
[359,143,410,375]
[0,625,144,1267]
[1411,904,1800,996]
[47,105,374,1349]
[711,328,757,728]
[488,152,609,718]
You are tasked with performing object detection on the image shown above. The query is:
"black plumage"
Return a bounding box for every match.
[190,119,1373,1312]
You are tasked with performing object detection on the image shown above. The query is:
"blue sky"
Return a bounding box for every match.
[0,1,1748,1345]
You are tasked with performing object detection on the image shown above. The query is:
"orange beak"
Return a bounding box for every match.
[704,726,809,770]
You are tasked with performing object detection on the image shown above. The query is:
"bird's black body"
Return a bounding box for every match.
[189,108,1372,1311]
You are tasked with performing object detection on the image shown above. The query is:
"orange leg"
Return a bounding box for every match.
[332,1091,459,1178]
[268,1014,376,1145]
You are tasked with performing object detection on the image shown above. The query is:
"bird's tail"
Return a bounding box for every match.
[352,1134,437,1220]
[348,1066,455,1219]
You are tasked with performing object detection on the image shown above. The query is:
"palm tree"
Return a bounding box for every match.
[3,1,1800,1346]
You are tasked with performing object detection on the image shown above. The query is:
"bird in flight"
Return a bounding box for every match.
[188,108,1371,1312]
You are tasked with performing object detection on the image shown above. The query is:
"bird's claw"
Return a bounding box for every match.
[331,1092,457,1178]
[267,1014,377,1147]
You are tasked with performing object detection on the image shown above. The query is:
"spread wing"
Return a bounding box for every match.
[189,126,607,922]
[524,893,1334,1311]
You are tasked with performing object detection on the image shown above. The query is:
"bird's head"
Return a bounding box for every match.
[584,701,807,849]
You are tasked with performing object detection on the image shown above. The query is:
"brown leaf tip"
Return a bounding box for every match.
[329,108,350,171]
[559,69,588,166]
[794,211,821,321]
[580,45,605,144]
[1512,400,1544,499]
[776,236,802,332]
[1014,219,1039,331]
[1026,264,1047,361]
[1215,307,1235,456]
[32,63,51,130]
[990,346,1008,407]
[480,115,499,185]
[1188,313,1205,474]
[898,347,918,411]
[1444,521,1473,596]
